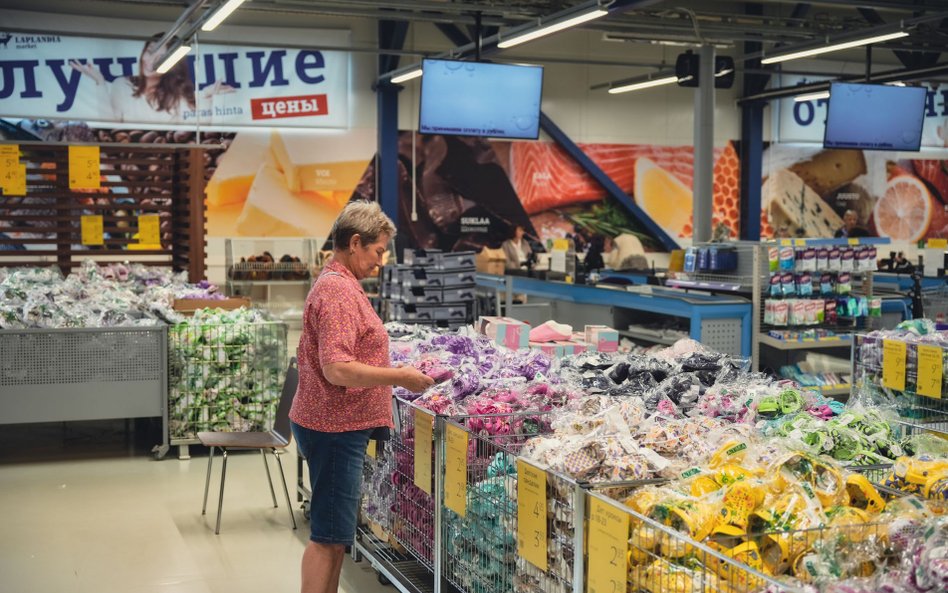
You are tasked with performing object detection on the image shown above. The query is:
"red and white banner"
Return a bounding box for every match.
[0,31,350,129]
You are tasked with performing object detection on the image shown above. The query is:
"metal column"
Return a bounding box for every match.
[692,44,715,243]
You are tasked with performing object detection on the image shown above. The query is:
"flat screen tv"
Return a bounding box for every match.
[419,59,543,140]
[823,82,927,152]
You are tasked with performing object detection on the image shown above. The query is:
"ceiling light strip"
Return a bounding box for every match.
[793,90,830,102]
[390,67,423,84]
[608,75,679,94]
[156,44,192,74]
[497,7,609,49]
[201,0,248,32]
[761,31,909,65]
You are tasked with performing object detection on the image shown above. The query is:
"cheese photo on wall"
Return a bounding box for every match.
[206,128,376,237]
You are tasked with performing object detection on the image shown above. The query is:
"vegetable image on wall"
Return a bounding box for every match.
[762,144,948,240]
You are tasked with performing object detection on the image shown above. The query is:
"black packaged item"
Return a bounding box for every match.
[580,372,614,393]
[624,370,659,394]
[697,247,711,271]
[607,362,631,384]
[626,356,674,384]
[679,352,723,373]
[710,247,738,272]
[650,373,703,409]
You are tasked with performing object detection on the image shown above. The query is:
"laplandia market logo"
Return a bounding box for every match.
[0,33,63,50]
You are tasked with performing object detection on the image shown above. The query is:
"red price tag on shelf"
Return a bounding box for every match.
[517,459,547,571]
[916,345,943,399]
[68,145,100,190]
[882,339,907,392]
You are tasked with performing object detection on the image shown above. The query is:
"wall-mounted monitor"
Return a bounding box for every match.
[823,82,927,152]
[419,59,543,140]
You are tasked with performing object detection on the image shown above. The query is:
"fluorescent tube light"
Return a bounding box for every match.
[498,8,608,49]
[794,90,830,102]
[201,0,247,32]
[715,68,734,78]
[887,81,906,86]
[761,31,908,64]
[391,68,423,84]
[608,75,679,94]
[156,44,192,74]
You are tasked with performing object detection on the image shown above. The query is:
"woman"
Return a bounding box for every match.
[501,225,532,271]
[70,34,231,123]
[290,201,433,593]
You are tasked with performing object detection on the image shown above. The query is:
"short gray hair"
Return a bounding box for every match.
[331,200,396,249]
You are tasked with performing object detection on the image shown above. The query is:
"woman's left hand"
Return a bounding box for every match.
[202,80,236,99]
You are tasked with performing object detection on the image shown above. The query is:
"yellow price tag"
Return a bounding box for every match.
[848,238,859,245]
[366,439,377,459]
[1,163,26,196]
[68,145,100,190]
[587,497,629,593]
[882,339,907,391]
[80,215,104,246]
[794,239,806,246]
[444,423,468,517]
[552,238,569,251]
[917,344,943,399]
[517,459,547,571]
[413,409,433,495]
[779,239,791,246]
[928,239,948,249]
[138,214,161,245]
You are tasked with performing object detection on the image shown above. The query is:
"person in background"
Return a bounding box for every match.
[834,209,870,238]
[583,234,610,271]
[290,201,433,593]
[502,224,533,270]
[567,225,589,253]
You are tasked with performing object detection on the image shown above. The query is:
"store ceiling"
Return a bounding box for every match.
[4,1,948,74]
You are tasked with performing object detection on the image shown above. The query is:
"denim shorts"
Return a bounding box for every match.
[292,422,372,546]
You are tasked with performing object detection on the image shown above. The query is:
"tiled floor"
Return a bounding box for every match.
[0,419,391,593]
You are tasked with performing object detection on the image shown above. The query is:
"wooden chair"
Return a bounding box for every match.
[199,358,299,534]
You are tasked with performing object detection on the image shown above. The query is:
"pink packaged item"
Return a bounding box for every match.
[477,316,530,350]
[557,341,587,357]
[528,320,573,343]
[584,325,619,353]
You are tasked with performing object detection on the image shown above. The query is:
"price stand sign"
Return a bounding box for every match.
[0,144,26,196]
[587,496,629,593]
[516,459,547,570]
[68,145,101,190]
[413,409,434,495]
[882,339,907,392]
[366,439,377,459]
[443,423,468,517]
[916,344,943,399]
[138,214,161,245]
[80,215,104,246]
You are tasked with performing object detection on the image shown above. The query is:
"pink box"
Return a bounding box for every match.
[584,325,619,353]
[478,316,531,350]
[557,341,588,356]
[530,341,564,358]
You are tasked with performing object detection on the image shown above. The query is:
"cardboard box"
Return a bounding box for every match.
[476,247,507,276]
[571,332,597,352]
[173,297,251,315]
[557,340,589,356]
[530,341,565,358]
[478,316,530,350]
[584,325,619,353]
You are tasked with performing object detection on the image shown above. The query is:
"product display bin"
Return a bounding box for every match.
[167,319,287,455]
[0,326,169,457]
[853,334,948,437]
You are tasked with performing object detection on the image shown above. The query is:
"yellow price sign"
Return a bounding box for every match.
[587,496,629,593]
[0,144,25,196]
[80,215,104,246]
[68,145,100,190]
[138,214,161,245]
[928,239,948,249]
[794,239,806,246]
[779,239,792,246]
[517,459,547,571]
[917,344,943,399]
[444,423,469,517]
[848,238,859,245]
[882,339,907,392]
[366,439,377,459]
[413,409,433,495]
[552,238,570,251]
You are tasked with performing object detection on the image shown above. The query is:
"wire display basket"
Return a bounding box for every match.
[921,286,948,324]
[391,400,439,568]
[167,319,287,442]
[853,334,948,437]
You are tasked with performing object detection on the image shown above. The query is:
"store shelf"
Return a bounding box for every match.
[766,237,891,247]
[619,328,686,346]
[353,526,439,593]
[800,384,851,398]
[665,278,745,292]
[227,279,312,285]
[758,333,854,351]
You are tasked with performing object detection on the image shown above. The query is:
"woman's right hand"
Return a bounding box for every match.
[396,367,435,394]
[69,60,105,86]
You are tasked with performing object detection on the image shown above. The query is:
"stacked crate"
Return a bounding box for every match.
[382,249,477,329]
